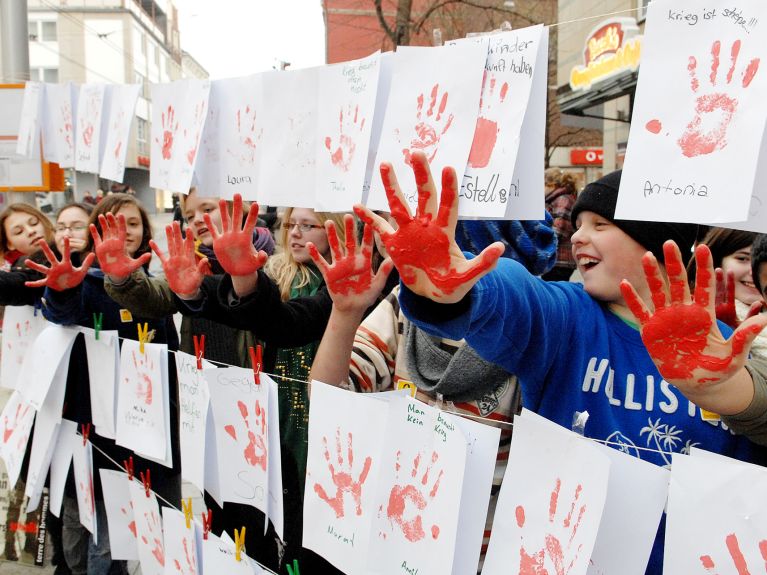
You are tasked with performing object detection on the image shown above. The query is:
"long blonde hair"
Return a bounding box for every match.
[266,207,348,301]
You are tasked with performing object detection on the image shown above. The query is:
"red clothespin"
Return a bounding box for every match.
[193,334,205,370]
[249,344,262,386]
[81,423,91,445]
[123,456,134,481]
[140,469,151,498]
[201,508,212,540]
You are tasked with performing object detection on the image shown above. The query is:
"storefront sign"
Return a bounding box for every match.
[570,18,642,91]
[570,148,604,165]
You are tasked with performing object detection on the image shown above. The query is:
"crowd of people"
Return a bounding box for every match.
[1,153,766,574]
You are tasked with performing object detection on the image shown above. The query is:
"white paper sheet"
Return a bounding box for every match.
[202,532,257,575]
[130,479,166,575]
[100,468,139,560]
[0,390,36,486]
[19,325,79,410]
[49,419,78,517]
[1,305,50,390]
[75,83,106,173]
[617,0,767,224]
[72,438,97,538]
[162,506,200,575]
[42,82,77,167]
[100,83,140,182]
[16,81,43,157]
[81,327,119,440]
[175,351,212,494]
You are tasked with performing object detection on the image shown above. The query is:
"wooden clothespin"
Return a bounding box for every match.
[137,323,149,354]
[140,469,151,498]
[123,456,134,481]
[201,508,212,540]
[248,344,262,386]
[193,334,205,370]
[81,423,91,445]
[286,559,300,575]
[93,312,103,340]
[182,498,193,530]
[234,526,246,562]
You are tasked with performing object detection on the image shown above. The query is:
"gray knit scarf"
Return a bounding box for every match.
[403,318,510,403]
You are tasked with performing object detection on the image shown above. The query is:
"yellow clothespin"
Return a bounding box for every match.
[182,498,193,529]
[396,379,417,398]
[234,526,246,562]
[137,322,149,354]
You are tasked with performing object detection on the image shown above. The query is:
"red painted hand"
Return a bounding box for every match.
[141,510,165,566]
[204,193,268,277]
[620,241,767,392]
[90,213,151,279]
[149,222,208,298]
[699,532,767,574]
[308,214,393,313]
[313,428,372,519]
[24,238,94,291]
[224,399,268,471]
[354,151,504,303]
[714,268,739,328]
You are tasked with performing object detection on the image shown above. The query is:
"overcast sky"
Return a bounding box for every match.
[178,0,326,79]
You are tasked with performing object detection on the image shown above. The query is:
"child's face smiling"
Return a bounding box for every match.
[572,211,651,308]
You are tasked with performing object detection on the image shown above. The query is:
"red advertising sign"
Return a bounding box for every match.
[570,149,604,165]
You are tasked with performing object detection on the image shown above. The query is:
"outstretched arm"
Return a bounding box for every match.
[354,151,504,304]
[308,214,393,386]
[621,240,767,415]
[90,213,151,282]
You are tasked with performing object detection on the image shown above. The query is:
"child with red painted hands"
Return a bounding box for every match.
[623,240,767,447]
[36,194,181,575]
[355,153,767,574]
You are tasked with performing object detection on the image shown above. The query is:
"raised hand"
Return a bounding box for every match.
[307,214,393,313]
[354,151,504,304]
[25,238,94,291]
[620,240,767,395]
[204,193,268,277]
[90,213,151,279]
[149,222,208,298]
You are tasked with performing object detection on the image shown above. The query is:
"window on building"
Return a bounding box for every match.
[42,68,59,83]
[28,21,37,40]
[41,21,57,41]
[141,33,147,55]
[154,44,161,66]
[136,117,148,156]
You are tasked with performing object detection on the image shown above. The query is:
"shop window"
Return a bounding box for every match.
[41,21,57,41]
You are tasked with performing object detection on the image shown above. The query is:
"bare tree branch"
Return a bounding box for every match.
[413,0,537,34]
[373,0,397,45]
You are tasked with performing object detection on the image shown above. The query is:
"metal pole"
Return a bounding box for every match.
[1,0,31,83]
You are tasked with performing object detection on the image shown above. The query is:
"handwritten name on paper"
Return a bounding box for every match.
[343,59,376,94]
[327,523,356,547]
[643,179,709,199]
[406,403,425,427]
[433,413,455,444]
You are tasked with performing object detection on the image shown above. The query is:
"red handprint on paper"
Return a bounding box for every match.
[183,100,206,166]
[140,509,165,566]
[515,478,587,575]
[2,403,31,443]
[468,74,510,169]
[158,105,179,161]
[224,399,267,471]
[228,105,262,165]
[121,501,137,537]
[380,450,443,543]
[398,84,454,165]
[699,532,767,574]
[313,428,372,519]
[173,536,197,575]
[78,478,95,522]
[646,39,760,158]
[60,102,73,149]
[129,350,154,406]
[325,104,365,172]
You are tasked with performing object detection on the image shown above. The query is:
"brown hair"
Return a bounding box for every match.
[0,203,55,257]
[687,227,758,282]
[84,193,153,260]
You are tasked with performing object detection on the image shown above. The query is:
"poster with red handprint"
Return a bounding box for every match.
[367,395,468,575]
[129,479,166,575]
[303,381,389,573]
[664,452,767,574]
[42,82,77,168]
[0,390,36,486]
[315,51,381,211]
[100,83,140,182]
[1,305,50,390]
[16,81,43,158]
[194,73,270,201]
[75,83,106,173]
[452,25,549,219]
[175,351,212,494]
[162,507,200,575]
[100,468,139,560]
[482,413,610,575]
[116,340,172,466]
[367,41,487,213]
[617,0,767,224]
[258,66,319,208]
[72,437,97,539]
[150,79,211,194]
[205,367,283,539]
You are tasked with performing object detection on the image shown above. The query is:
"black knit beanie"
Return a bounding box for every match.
[751,234,767,294]
[571,170,699,265]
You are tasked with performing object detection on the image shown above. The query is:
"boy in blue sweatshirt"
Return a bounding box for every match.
[355,151,767,574]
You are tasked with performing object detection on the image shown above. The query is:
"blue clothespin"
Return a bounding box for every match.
[93,313,103,340]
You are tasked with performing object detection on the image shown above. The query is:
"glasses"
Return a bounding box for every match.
[55,224,88,233]
[281,222,324,233]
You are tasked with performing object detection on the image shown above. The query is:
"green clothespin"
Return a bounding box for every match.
[286,559,300,575]
[93,312,103,340]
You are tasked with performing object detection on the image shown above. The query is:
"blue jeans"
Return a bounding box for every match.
[61,496,127,575]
